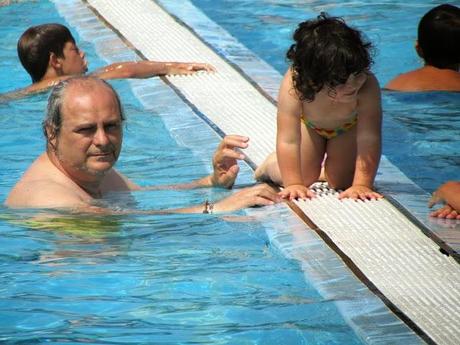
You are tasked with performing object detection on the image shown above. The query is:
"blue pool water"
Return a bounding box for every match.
[0,1,424,344]
[191,0,460,193]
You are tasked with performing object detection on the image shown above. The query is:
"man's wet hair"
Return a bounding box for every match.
[18,23,75,82]
[43,77,125,148]
[418,4,460,69]
[287,13,373,102]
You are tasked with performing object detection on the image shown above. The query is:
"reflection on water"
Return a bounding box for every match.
[1,209,123,237]
[383,91,460,192]
[0,206,366,344]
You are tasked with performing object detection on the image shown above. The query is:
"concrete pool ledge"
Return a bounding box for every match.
[54,0,459,344]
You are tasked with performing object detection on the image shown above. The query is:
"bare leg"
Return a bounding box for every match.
[255,124,326,186]
[299,124,326,186]
[254,151,282,184]
[324,126,357,190]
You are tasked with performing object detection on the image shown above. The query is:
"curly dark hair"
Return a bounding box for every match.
[287,13,373,102]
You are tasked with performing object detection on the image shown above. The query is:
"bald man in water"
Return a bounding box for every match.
[5,77,279,213]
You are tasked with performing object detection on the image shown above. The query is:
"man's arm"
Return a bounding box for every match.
[91,61,215,80]
[1,61,215,100]
[70,183,280,215]
[0,76,71,101]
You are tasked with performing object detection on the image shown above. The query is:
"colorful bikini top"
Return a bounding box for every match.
[302,112,358,140]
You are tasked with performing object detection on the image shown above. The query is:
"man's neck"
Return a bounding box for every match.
[46,150,106,199]
[423,64,460,73]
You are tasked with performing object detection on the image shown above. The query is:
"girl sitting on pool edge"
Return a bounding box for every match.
[255,13,382,201]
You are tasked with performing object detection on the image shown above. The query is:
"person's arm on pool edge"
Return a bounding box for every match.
[68,183,280,215]
[91,61,215,79]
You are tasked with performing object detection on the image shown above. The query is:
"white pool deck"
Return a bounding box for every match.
[55,0,459,344]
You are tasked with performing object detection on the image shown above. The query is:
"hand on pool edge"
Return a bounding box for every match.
[338,185,383,201]
[429,204,460,220]
[213,184,281,212]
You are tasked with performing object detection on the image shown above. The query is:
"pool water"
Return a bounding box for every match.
[0,0,424,344]
[191,0,460,193]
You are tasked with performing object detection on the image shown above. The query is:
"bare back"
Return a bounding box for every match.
[385,66,460,92]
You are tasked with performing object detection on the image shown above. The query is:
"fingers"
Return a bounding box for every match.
[213,135,249,165]
[338,187,383,201]
[195,63,216,72]
[430,205,459,219]
[358,193,381,201]
[252,196,277,206]
[278,185,315,201]
[446,210,459,219]
[219,135,249,150]
[218,165,240,189]
[361,190,383,200]
[187,63,216,72]
[204,63,216,72]
[279,190,312,201]
[242,184,281,207]
[220,147,245,161]
[428,192,441,208]
[254,184,281,204]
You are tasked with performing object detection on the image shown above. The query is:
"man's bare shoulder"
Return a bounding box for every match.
[385,67,460,91]
[5,153,89,209]
[5,179,87,209]
[385,69,428,91]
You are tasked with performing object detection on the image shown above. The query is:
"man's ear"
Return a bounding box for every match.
[49,52,62,70]
[415,41,424,59]
[45,124,58,151]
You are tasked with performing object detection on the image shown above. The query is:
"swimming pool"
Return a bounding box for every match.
[0,0,444,343]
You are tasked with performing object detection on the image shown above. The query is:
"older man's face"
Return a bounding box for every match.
[53,83,123,181]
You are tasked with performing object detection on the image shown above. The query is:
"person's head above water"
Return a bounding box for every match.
[417,4,460,69]
[10,23,214,98]
[43,76,125,149]
[17,23,88,83]
[43,77,125,180]
[287,13,373,102]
